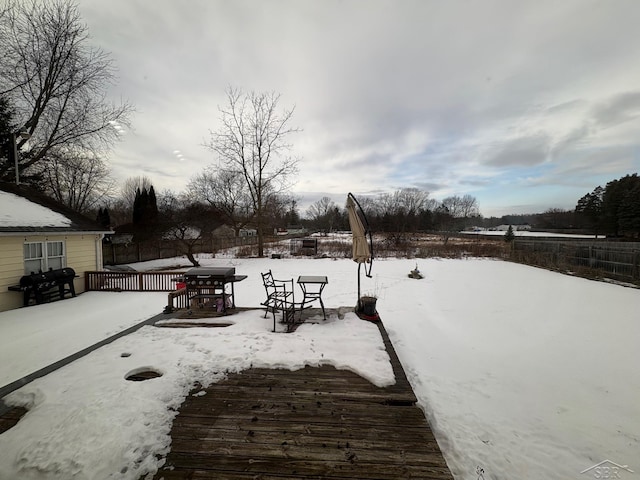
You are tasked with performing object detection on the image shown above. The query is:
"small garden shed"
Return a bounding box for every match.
[0,183,112,312]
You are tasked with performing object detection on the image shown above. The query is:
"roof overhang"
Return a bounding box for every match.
[0,230,113,237]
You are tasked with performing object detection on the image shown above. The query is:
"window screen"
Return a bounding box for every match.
[23,241,66,274]
[47,241,65,270]
[24,243,44,274]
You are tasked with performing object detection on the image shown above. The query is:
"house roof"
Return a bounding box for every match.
[0,182,112,234]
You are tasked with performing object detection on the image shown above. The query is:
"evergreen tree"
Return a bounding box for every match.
[96,207,111,228]
[131,185,159,240]
[575,186,604,235]
[504,225,515,242]
[602,174,640,236]
[132,188,142,224]
[147,185,158,224]
[618,182,640,237]
[139,188,149,224]
[0,96,16,171]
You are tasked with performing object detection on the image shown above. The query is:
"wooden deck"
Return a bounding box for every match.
[0,405,27,435]
[152,320,454,479]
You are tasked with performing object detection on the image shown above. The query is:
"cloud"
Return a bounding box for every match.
[484,134,550,168]
[76,0,640,216]
[592,91,640,130]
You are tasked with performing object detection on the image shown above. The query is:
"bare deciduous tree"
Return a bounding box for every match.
[306,196,341,232]
[0,0,132,181]
[120,175,153,208]
[159,196,223,267]
[396,188,431,215]
[442,194,479,218]
[441,196,463,218]
[459,194,480,218]
[207,87,299,257]
[38,148,114,213]
[0,1,12,24]
[373,188,432,244]
[439,194,480,234]
[307,197,335,220]
[188,168,252,235]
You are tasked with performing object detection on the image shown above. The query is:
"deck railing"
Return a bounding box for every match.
[85,270,192,312]
[85,271,187,292]
[167,287,189,311]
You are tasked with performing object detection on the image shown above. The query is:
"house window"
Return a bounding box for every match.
[23,241,66,274]
[47,241,65,269]
[24,243,44,274]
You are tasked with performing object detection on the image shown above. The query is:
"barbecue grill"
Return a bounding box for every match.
[183,267,247,313]
[184,267,236,287]
[14,267,77,306]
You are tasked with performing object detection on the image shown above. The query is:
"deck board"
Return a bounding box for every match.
[152,320,453,479]
[0,405,28,434]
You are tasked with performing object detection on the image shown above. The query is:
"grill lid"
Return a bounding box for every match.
[184,267,235,279]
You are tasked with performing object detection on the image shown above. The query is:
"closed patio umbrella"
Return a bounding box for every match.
[346,193,373,302]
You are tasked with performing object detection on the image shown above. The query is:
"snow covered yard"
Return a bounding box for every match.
[0,292,167,388]
[0,257,639,480]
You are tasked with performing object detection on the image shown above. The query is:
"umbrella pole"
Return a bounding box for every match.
[357,262,362,300]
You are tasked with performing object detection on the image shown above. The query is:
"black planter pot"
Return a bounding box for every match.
[357,296,378,316]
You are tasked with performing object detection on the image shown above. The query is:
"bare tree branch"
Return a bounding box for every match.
[0,0,133,181]
[37,147,115,213]
[188,168,253,235]
[207,86,300,256]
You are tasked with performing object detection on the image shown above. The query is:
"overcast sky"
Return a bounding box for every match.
[77,0,640,217]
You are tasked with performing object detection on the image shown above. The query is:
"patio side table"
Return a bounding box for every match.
[297,275,328,321]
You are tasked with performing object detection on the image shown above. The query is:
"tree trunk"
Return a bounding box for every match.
[257,226,265,257]
[186,250,200,267]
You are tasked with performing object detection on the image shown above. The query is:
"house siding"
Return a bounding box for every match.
[0,237,24,311]
[0,234,103,312]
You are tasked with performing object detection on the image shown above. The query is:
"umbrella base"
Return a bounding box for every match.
[356,296,379,321]
[356,311,380,322]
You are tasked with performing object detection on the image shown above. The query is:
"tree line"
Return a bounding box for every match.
[99,175,301,266]
[303,191,480,241]
[575,173,640,238]
[5,0,638,265]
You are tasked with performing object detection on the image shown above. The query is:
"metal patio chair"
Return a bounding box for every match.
[261,270,297,332]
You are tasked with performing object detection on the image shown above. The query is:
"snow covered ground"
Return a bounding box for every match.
[462,229,599,238]
[0,292,167,387]
[1,256,639,480]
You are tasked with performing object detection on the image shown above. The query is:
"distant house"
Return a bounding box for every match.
[286,225,308,236]
[274,225,308,236]
[0,183,112,312]
[212,225,235,238]
[493,224,531,232]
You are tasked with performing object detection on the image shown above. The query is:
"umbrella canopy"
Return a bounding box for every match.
[346,193,375,313]
[346,195,370,264]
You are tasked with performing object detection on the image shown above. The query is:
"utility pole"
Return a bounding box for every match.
[10,130,31,184]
